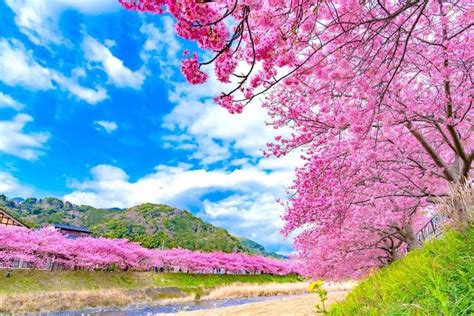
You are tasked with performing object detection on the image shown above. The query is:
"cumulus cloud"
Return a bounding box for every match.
[0,92,24,110]
[136,19,302,251]
[189,137,231,165]
[146,26,287,164]
[104,39,116,48]
[53,73,108,105]
[200,193,293,253]
[140,18,270,161]
[140,18,268,159]
[83,35,146,89]
[141,18,180,63]
[0,38,54,90]
[5,0,119,46]
[0,38,107,104]
[0,114,49,160]
[0,171,33,197]
[65,163,293,207]
[63,158,300,251]
[94,120,118,133]
[161,71,278,164]
[164,98,280,159]
[140,17,181,80]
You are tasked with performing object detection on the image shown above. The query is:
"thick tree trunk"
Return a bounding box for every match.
[403,222,421,250]
[446,182,473,226]
[386,237,400,262]
[389,245,399,262]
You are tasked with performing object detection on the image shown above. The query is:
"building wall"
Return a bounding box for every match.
[0,210,26,227]
[58,229,91,238]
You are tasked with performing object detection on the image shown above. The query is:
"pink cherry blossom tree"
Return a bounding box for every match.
[0,225,295,275]
[120,0,473,278]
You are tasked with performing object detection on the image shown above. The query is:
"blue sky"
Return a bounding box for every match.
[0,0,300,254]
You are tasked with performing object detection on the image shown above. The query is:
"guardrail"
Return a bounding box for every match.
[415,215,445,244]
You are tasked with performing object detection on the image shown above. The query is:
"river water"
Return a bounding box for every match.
[46,294,300,315]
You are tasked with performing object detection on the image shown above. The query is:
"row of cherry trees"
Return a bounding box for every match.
[120,0,473,279]
[0,225,296,275]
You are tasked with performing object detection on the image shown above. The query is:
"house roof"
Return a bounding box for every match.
[0,208,29,228]
[53,223,92,234]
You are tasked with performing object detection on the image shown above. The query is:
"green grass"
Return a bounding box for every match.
[0,270,301,295]
[329,226,474,316]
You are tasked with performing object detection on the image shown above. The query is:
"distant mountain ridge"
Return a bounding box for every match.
[239,237,287,259]
[0,194,284,258]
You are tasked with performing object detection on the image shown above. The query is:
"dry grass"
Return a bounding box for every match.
[168,282,356,316]
[0,290,132,313]
[0,283,312,313]
[0,270,301,313]
[0,287,185,313]
[0,279,355,313]
[203,282,309,300]
[202,281,356,300]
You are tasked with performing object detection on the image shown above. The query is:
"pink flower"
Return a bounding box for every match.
[215,51,237,83]
[181,55,208,84]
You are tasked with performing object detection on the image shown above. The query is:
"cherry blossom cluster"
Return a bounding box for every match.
[181,55,208,84]
[120,0,473,279]
[0,225,297,274]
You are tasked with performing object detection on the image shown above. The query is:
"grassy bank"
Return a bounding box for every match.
[0,270,301,313]
[329,226,474,315]
[0,270,300,294]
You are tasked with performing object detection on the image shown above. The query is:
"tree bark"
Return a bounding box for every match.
[404,222,421,250]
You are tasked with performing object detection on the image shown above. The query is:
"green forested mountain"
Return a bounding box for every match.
[0,195,281,256]
[239,237,287,259]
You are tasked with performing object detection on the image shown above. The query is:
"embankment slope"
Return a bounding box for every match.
[0,271,300,313]
[329,226,474,315]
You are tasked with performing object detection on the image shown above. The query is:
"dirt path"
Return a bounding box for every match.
[161,291,348,316]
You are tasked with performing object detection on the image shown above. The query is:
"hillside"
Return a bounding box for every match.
[329,226,474,315]
[239,238,288,259]
[92,203,243,252]
[0,195,280,256]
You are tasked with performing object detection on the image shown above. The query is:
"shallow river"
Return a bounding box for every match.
[46,294,301,315]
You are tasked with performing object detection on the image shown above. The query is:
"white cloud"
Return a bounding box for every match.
[162,77,288,164]
[0,38,107,104]
[5,0,119,46]
[189,137,231,165]
[140,18,181,80]
[59,26,301,250]
[141,19,269,161]
[53,73,108,104]
[83,35,146,89]
[0,114,49,160]
[136,20,302,251]
[64,1,119,14]
[63,162,297,250]
[149,30,288,164]
[65,163,293,208]
[141,18,180,63]
[94,120,118,133]
[0,171,33,197]
[200,193,293,253]
[104,39,116,48]
[0,38,54,90]
[0,92,24,110]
